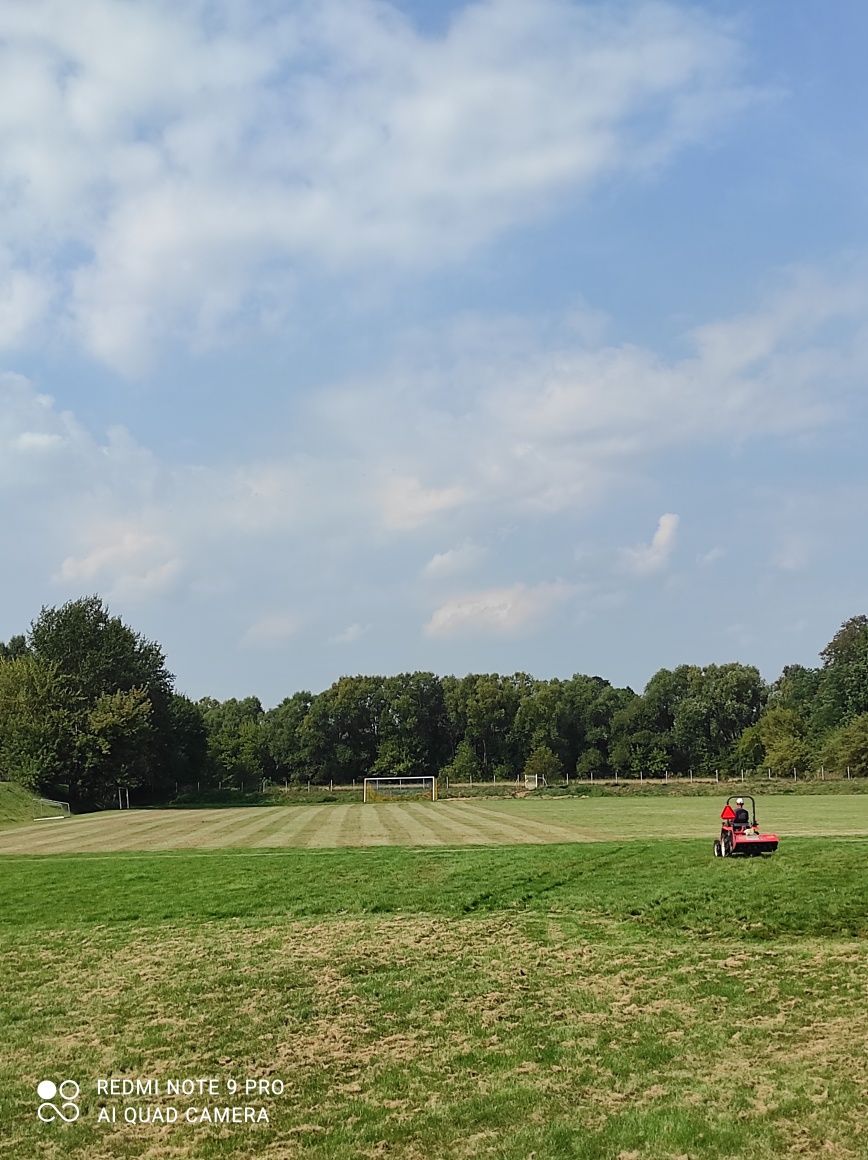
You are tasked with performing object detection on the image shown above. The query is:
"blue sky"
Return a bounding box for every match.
[2,0,867,704]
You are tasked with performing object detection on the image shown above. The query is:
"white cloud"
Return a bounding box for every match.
[380,475,467,531]
[309,268,868,529]
[772,536,811,573]
[422,542,486,579]
[623,513,680,575]
[330,623,371,645]
[0,0,753,369]
[2,264,868,668]
[57,522,180,601]
[241,614,299,650]
[14,431,64,452]
[0,260,52,350]
[424,581,572,638]
[698,546,725,567]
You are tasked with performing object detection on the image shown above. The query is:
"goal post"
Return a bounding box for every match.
[363,776,438,803]
[34,798,72,820]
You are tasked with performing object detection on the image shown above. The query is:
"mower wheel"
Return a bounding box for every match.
[713,840,722,857]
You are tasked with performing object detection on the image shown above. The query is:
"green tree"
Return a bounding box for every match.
[822,713,868,776]
[200,697,269,788]
[523,744,562,784]
[464,674,523,773]
[264,692,314,782]
[815,615,868,729]
[440,739,481,782]
[79,688,154,803]
[0,634,29,660]
[375,673,449,777]
[298,676,386,783]
[739,706,813,775]
[26,596,176,801]
[0,655,78,792]
[164,694,209,788]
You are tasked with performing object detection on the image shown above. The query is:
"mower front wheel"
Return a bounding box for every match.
[713,840,722,857]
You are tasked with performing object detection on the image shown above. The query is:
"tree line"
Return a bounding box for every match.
[2,596,868,807]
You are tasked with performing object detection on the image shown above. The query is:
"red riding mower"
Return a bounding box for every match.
[713,795,779,857]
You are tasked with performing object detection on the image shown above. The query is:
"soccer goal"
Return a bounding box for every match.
[34,798,72,821]
[363,776,438,803]
[524,773,547,790]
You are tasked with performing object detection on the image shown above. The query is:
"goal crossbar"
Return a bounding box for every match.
[363,776,438,803]
[34,797,71,820]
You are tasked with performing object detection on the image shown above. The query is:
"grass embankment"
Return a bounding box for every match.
[1,839,866,1159]
[0,782,61,827]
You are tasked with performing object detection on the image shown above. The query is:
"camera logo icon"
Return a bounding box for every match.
[37,1079,80,1123]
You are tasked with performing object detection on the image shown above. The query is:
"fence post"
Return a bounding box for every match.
[565,771,569,786]
[615,770,619,783]
[715,769,719,784]
[689,769,693,783]
[792,767,797,781]
[330,779,333,791]
[307,781,311,793]
[117,786,123,810]
[847,766,851,780]
[768,768,772,780]
[741,768,745,782]
[639,769,643,782]
[820,766,824,781]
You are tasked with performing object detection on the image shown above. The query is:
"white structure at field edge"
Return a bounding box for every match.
[363,776,438,803]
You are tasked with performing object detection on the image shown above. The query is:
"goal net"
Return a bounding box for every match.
[34,798,71,820]
[363,776,438,803]
[524,773,547,790]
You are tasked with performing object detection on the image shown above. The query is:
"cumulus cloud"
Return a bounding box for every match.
[3,264,868,665]
[380,476,467,531]
[0,0,752,369]
[623,513,680,575]
[241,614,299,650]
[58,522,181,601]
[424,581,572,638]
[421,542,486,579]
[330,623,371,645]
[310,268,868,529]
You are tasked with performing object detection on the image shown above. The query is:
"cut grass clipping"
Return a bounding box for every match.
[1,833,866,1159]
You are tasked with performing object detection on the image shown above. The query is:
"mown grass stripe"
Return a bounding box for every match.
[448,800,592,844]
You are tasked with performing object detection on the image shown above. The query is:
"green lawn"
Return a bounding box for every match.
[1,793,867,854]
[1,838,866,1159]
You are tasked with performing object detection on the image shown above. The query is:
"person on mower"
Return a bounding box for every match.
[732,797,750,831]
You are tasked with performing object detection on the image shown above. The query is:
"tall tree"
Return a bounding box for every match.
[1,597,176,805]
[816,615,868,728]
[375,673,449,777]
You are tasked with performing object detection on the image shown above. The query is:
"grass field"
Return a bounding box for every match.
[1,794,868,854]
[1,796,866,1159]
